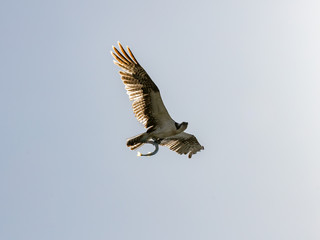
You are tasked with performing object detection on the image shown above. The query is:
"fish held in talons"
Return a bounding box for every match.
[136,140,159,157]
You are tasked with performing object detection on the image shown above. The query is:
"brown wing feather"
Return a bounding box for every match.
[160,132,204,158]
[111,42,173,128]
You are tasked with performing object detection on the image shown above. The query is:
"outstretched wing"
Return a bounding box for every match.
[160,132,204,158]
[111,42,173,129]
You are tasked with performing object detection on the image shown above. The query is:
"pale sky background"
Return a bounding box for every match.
[1,0,320,239]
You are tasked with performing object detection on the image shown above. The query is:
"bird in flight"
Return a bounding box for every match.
[111,42,204,158]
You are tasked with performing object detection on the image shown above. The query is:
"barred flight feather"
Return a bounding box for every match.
[160,132,204,158]
[111,42,170,129]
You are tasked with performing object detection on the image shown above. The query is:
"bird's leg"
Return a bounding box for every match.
[137,139,159,157]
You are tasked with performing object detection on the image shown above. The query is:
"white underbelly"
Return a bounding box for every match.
[151,124,178,139]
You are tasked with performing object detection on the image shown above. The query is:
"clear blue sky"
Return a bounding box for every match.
[1,0,320,239]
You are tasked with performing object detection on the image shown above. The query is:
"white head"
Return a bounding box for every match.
[175,121,188,133]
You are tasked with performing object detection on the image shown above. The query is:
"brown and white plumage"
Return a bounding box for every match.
[111,42,171,129]
[111,42,204,158]
[159,132,205,158]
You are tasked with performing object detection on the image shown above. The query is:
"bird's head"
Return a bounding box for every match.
[179,122,188,131]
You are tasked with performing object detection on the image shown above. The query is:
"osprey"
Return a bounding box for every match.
[111,42,204,158]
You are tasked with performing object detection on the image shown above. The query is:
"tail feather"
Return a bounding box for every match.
[129,142,144,150]
[127,133,148,150]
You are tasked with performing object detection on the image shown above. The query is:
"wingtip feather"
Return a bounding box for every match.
[127,46,139,65]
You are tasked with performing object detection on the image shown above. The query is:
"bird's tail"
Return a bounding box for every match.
[126,133,148,150]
